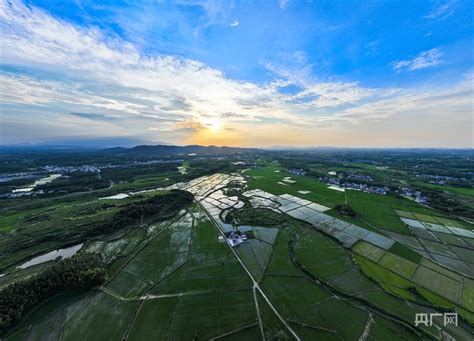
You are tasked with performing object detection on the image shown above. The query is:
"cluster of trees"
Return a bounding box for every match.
[0,190,193,272]
[0,253,105,335]
[100,163,178,182]
[37,173,110,195]
[0,177,36,196]
[334,204,356,217]
[424,190,474,220]
[180,160,240,181]
[101,189,194,233]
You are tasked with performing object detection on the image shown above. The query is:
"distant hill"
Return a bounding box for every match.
[100,144,262,156]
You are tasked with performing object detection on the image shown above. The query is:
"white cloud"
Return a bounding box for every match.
[262,50,314,85]
[294,73,473,147]
[311,73,473,125]
[423,0,457,20]
[278,0,290,10]
[0,0,472,147]
[364,40,381,56]
[0,1,281,121]
[0,1,375,126]
[392,48,443,72]
[286,82,378,109]
[0,73,148,116]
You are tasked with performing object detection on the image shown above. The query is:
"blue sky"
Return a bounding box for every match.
[1,0,473,147]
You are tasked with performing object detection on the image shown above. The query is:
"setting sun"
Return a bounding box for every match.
[206,118,222,132]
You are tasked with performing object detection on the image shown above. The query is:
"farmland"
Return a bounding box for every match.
[1,149,473,340]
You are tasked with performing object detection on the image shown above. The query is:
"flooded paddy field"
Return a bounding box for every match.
[3,169,474,340]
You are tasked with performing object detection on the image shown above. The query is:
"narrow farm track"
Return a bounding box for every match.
[359,313,374,341]
[119,208,195,341]
[109,205,259,340]
[286,319,343,339]
[102,211,188,288]
[101,287,252,302]
[286,227,435,340]
[253,286,266,341]
[209,323,259,341]
[198,201,302,341]
[121,298,144,340]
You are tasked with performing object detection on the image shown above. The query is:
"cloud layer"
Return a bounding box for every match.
[392,48,444,72]
[0,0,472,147]
[423,0,458,20]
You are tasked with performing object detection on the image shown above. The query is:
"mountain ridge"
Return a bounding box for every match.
[100,144,263,156]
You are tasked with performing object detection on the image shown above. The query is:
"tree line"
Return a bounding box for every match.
[0,253,105,336]
[0,190,194,335]
[100,189,194,233]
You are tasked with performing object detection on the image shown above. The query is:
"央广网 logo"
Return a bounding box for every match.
[415,312,458,327]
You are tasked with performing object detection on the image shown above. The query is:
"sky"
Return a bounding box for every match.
[0,0,473,148]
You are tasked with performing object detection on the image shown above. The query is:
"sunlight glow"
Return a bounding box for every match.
[206,118,222,132]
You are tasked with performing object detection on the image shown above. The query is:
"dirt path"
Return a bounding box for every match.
[198,201,301,341]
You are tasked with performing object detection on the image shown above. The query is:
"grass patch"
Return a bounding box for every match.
[128,297,178,340]
[246,165,344,208]
[379,252,418,278]
[352,241,386,262]
[388,242,422,264]
[411,267,461,304]
[257,291,292,340]
[264,230,301,277]
[369,315,418,340]
[294,226,354,281]
[62,292,138,341]
[354,254,417,300]
[261,276,330,324]
[165,290,256,339]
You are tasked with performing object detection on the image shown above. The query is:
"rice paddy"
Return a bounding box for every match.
[5,171,474,340]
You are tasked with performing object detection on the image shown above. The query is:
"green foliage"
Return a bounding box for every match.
[2,150,473,339]
[232,207,285,227]
[246,165,344,208]
[0,253,105,336]
[334,204,356,217]
[36,173,109,195]
[0,190,192,271]
[388,242,423,264]
[422,189,474,220]
[62,292,138,341]
[100,189,193,234]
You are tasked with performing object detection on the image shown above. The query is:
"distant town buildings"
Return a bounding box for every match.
[317,171,429,202]
[398,188,429,204]
[43,165,100,173]
[318,171,389,195]
[415,173,464,185]
[42,159,184,174]
[288,168,306,176]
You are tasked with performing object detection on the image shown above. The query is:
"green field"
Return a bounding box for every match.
[106,225,190,298]
[246,165,344,208]
[129,291,257,340]
[62,291,139,341]
[3,161,474,340]
[256,291,291,339]
[353,249,473,324]
[415,182,474,197]
[245,164,452,235]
